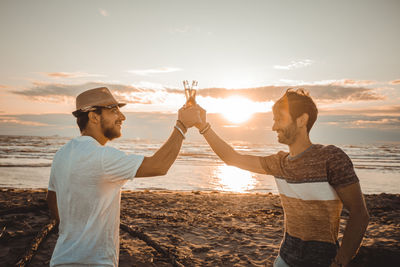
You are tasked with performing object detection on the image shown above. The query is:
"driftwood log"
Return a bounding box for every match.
[120,223,184,267]
[8,219,183,266]
[14,220,57,267]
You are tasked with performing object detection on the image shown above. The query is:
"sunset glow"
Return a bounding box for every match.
[198,96,274,124]
[213,165,256,193]
[219,96,256,123]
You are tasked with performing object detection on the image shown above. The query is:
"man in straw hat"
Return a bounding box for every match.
[46,87,200,267]
[194,88,369,267]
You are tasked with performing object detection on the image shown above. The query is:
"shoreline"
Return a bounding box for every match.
[0,188,399,266]
[1,166,399,195]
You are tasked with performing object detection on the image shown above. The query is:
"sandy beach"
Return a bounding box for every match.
[0,188,399,266]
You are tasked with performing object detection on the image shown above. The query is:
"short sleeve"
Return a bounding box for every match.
[326,146,359,188]
[102,146,144,182]
[259,152,286,176]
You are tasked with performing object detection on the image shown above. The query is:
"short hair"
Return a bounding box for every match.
[273,88,318,133]
[74,108,102,133]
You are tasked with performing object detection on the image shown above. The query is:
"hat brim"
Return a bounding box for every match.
[72,102,126,117]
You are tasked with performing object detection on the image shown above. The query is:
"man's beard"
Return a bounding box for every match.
[101,118,121,141]
[277,123,298,145]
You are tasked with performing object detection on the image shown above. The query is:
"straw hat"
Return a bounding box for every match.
[72,87,126,117]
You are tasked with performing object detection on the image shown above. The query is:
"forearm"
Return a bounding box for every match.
[148,124,185,175]
[46,191,60,223]
[202,127,238,165]
[336,211,369,265]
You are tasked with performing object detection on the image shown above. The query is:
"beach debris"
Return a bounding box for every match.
[14,220,57,267]
[120,223,184,267]
[0,225,7,241]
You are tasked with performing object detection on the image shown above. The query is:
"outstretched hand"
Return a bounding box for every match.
[194,104,207,129]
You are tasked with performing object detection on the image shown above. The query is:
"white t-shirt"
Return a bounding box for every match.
[48,136,144,267]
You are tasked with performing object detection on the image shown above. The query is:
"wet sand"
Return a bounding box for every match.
[0,188,399,266]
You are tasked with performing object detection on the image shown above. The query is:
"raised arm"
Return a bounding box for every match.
[196,106,265,174]
[135,106,201,177]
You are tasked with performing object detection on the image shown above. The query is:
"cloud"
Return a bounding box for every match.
[11,81,177,105]
[322,116,400,130]
[99,8,109,17]
[12,82,140,103]
[320,105,400,116]
[127,67,182,76]
[0,116,49,126]
[333,79,377,86]
[389,79,400,85]
[274,59,314,70]
[0,85,7,89]
[11,80,386,107]
[199,84,384,102]
[12,82,90,98]
[41,72,105,79]
[352,118,400,127]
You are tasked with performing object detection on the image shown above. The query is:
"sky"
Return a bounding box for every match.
[0,0,399,144]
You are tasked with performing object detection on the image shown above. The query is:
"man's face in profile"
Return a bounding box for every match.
[272,108,298,145]
[100,106,126,140]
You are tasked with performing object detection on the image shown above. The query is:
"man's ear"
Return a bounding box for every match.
[296,113,309,128]
[88,111,100,124]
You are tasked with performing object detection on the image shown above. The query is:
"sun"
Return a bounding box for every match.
[219,96,257,124]
[197,96,274,124]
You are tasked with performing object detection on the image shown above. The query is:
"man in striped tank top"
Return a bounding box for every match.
[195,88,369,267]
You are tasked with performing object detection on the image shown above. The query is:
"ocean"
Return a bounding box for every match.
[0,135,399,194]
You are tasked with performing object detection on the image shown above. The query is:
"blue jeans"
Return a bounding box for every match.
[274,255,290,267]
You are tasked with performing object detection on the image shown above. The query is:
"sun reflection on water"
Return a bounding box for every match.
[212,165,256,193]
